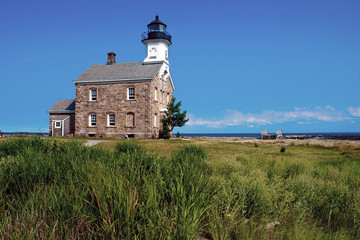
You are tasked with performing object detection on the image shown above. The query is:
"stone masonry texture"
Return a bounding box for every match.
[74,73,173,138]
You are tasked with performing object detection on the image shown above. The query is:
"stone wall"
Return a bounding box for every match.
[74,73,173,139]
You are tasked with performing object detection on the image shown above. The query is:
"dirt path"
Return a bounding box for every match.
[84,140,108,147]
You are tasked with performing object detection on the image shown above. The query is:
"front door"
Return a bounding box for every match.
[53,121,62,136]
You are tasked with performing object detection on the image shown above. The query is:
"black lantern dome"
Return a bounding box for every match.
[142,15,172,44]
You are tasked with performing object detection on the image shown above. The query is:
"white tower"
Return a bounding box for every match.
[142,15,172,64]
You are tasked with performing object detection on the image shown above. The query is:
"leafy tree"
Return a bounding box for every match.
[161,97,188,139]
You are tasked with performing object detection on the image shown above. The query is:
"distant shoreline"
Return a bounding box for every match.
[1,132,360,140]
[179,132,360,140]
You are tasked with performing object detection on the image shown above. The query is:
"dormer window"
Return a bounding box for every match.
[90,88,97,101]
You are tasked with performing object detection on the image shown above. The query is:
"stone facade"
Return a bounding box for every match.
[74,73,173,138]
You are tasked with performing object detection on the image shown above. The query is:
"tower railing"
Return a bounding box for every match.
[141,31,172,43]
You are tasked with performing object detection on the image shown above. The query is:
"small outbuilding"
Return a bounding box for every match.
[48,99,75,136]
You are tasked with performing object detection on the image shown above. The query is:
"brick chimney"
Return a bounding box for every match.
[107,52,116,64]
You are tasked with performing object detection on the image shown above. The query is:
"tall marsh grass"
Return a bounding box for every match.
[0,137,359,239]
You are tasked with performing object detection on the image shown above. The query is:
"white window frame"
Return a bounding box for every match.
[127,87,135,100]
[107,113,115,126]
[89,113,96,126]
[54,121,61,128]
[90,88,97,101]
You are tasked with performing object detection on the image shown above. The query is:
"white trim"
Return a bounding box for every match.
[90,88,97,101]
[51,116,70,136]
[54,121,61,128]
[154,113,157,127]
[127,87,135,100]
[167,73,175,91]
[89,113,96,126]
[107,113,115,126]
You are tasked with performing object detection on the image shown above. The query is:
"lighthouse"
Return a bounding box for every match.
[50,16,175,139]
[142,15,172,64]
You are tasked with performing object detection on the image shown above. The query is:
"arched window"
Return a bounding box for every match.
[126,112,135,127]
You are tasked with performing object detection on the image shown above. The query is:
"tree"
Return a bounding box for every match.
[161,97,188,139]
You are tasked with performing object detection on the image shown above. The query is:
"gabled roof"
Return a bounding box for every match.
[48,99,75,113]
[73,62,163,84]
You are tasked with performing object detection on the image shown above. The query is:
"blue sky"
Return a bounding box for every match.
[0,0,359,133]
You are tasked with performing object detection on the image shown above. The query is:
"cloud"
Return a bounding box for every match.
[348,106,360,117]
[187,106,350,128]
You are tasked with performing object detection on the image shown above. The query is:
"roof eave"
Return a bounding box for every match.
[73,77,154,84]
[48,110,75,114]
[168,74,175,91]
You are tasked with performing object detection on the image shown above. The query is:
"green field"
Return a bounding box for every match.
[0,136,360,239]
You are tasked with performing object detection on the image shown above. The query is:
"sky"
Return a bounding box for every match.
[0,0,359,134]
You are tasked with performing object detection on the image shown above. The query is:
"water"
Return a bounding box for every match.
[1,132,48,136]
[178,132,360,140]
[1,132,360,140]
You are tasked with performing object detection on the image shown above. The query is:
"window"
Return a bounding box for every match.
[126,134,134,139]
[55,121,61,128]
[167,93,169,103]
[126,112,135,127]
[128,87,135,100]
[160,91,163,103]
[89,113,96,126]
[154,113,157,127]
[108,113,115,126]
[154,88,157,101]
[149,47,157,59]
[90,88,97,101]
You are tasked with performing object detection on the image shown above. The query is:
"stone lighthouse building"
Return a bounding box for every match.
[48,16,175,138]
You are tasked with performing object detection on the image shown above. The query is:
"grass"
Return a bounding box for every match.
[0,136,360,239]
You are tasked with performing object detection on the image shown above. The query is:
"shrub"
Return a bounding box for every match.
[160,124,171,139]
[280,147,286,153]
